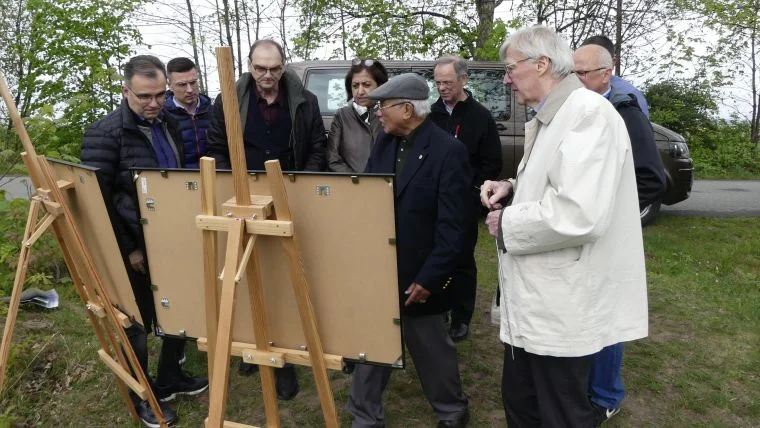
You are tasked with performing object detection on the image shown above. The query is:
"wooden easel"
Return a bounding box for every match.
[195,47,340,428]
[0,73,168,427]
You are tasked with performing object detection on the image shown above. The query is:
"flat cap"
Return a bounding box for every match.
[367,73,429,101]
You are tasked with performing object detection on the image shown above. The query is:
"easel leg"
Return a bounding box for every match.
[0,199,42,393]
[207,218,245,427]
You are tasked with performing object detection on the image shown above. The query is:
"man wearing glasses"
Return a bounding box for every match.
[430,55,502,343]
[164,57,213,168]
[348,73,471,428]
[206,39,326,401]
[206,39,326,173]
[81,55,208,427]
[573,43,665,426]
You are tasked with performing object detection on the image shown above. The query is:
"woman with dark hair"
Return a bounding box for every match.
[327,58,388,172]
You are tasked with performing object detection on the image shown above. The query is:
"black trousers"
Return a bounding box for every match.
[450,219,478,327]
[125,325,186,403]
[501,345,595,428]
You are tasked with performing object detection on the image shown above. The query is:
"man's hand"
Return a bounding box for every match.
[404,282,431,306]
[129,249,146,274]
[480,180,513,210]
[486,210,502,237]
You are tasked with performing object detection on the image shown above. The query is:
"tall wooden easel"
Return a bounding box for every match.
[195,47,340,427]
[0,73,168,427]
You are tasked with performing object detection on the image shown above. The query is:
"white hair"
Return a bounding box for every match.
[499,25,574,79]
[407,99,431,117]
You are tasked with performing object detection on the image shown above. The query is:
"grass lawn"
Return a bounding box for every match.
[1,214,758,427]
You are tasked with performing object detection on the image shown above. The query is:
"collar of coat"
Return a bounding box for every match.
[534,73,584,125]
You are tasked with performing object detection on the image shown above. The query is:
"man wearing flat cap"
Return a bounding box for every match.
[347,73,472,428]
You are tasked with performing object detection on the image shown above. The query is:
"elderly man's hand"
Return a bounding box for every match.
[129,249,146,274]
[480,180,513,210]
[486,210,502,237]
[404,282,431,306]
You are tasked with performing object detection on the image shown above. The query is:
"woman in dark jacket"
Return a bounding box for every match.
[327,59,388,172]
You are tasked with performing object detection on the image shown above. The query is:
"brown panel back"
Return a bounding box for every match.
[49,160,143,326]
[136,170,402,366]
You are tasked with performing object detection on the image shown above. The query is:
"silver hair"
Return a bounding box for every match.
[434,55,468,78]
[408,99,431,117]
[595,45,614,69]
[499,25,575,79]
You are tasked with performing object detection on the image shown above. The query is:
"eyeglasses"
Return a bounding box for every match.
[375,101,410,111]
[504,57,533,76]
[128,88,166,104]
[352,58,375,67]
[574,67,608,78]
[172,79,199,88]
[251,65,283,75]
[434,79,460,88]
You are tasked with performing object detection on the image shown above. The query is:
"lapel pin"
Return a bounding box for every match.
[418,154,423,160]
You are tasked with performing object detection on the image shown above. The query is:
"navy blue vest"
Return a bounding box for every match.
[243,95,293,170]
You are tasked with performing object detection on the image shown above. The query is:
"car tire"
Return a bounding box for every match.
[640,200,661,226]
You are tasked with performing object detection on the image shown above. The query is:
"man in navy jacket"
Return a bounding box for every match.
[163,57,212,168]
[347,73,471,428]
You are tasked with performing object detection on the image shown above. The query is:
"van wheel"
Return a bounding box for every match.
[640,200,661,226]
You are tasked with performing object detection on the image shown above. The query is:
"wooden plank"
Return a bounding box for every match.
[200,157,220,384]
[23,212,57,248]
[240,349,285,368]
[196,215,293,236]
[115,310,133,329]
[215,47,250,205]
[196,338,343,371]
[207,219,245,427]
[97,349,147,399]
[86,301,106,318]
[264,160,339,427]
[204,418,260,428]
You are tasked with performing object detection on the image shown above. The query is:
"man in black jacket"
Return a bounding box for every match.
[80,55,208,427]
[206,39,326,172]
[430,56,502,342]
[206,39,326,400]
[164,57,213,168]
[573,44,666,426]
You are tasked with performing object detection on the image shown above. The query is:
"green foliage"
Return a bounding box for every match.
[0,198,67,297]
[0,0,143,166]
[646,79,759,178]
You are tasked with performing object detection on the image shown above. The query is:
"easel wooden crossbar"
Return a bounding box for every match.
[197,47,339,428]
[0,72,168,427]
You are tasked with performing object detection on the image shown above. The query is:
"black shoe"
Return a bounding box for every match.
[136,400,178,427]
[592,402,621,426]
[238,360,259,376]
[342,361,356,374]
[449,323,469,342]
[157,371,209,402]
[437,409,469,428]
[275,365,300,401]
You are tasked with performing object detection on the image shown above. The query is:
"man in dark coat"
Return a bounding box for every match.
[430,55,502,342]
[205,39,326,400]
[206,39,326,172]
[163,57,213,168]
[80,55,208,427]
[573,44,666,426]
[347,73,471,428]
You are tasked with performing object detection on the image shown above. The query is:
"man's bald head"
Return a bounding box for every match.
[573,44,613,94]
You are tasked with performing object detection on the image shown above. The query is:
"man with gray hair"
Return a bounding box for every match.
[573,43,664,425]
[480,26,649,426]
[430,55,502,342]
[348,73,471,428]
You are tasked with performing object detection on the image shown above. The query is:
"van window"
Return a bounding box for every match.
[304,68,351,116]
[416,69,511,121]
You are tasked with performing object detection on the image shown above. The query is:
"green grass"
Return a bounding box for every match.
[1,215,758,426]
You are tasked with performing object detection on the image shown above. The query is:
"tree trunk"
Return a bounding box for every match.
[184,0,205,93]
[234,0,242,75]
[615,0,623,74]
[475,0,500,60]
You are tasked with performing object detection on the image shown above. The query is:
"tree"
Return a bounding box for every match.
[645,79,718,147]
[0,0,142,161]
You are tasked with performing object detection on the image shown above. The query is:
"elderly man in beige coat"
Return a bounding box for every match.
[480,26,648,427]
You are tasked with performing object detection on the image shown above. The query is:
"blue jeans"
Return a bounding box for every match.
[589,343,625,409]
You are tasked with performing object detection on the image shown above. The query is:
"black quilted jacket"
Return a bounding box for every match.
[80,99,185,256]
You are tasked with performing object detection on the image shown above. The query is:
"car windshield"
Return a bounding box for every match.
[304,66,510,121]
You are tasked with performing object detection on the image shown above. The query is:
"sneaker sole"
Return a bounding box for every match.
[159,383,209,403]
[140,415,177,428]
